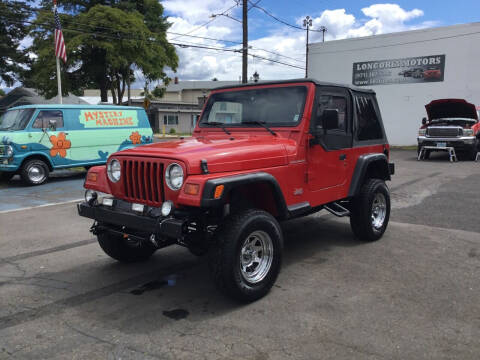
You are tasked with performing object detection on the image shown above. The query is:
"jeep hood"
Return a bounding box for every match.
[426,99,478,121]
[116,135,296,174]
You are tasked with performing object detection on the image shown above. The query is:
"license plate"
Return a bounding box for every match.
[436,142,447,148]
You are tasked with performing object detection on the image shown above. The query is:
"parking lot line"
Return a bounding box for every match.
[0,198,83,214]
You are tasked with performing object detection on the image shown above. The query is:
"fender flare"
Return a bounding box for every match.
[18,152,55,171]
[201,172,289,219]
[348,153,392,197]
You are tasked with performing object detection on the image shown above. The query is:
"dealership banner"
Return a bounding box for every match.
[352,54,446,86]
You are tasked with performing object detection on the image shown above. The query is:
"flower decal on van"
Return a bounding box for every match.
[49,132,71,158]
[129,131,142,145]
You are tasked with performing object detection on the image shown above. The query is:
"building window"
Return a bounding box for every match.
[163,114,178,125]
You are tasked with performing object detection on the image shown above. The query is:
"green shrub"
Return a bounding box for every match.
[169,128,176,134]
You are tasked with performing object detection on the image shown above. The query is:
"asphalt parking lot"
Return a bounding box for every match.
[0,149,479,359]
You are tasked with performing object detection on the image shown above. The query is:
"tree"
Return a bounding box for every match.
[0,1,30,86]
[23,0,178,103]
[0,89,5,96]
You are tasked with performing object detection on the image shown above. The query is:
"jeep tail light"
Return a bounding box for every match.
[185,183,200,195]
[214,185,225,199]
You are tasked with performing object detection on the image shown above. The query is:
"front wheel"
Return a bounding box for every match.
[20,159,49,185]
[350,179,391,241]
[209,209,283,302]
[97,224,156,263]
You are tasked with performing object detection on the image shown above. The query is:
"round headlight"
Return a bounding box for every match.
[165,163,184,190]
[107,159,121,182]
[5,145,13,158]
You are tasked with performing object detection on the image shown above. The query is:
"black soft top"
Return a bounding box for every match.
[212,78,375,94]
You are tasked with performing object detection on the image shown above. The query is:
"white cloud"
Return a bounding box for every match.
[133,2,435,86]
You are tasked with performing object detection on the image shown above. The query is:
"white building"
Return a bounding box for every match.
[308,22,480,145]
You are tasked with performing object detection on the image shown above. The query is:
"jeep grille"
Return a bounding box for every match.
[122,159,165,206]
[427,127,462,137]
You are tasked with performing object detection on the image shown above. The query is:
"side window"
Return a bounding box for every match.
[316,94,347,131]
[355,96,383,141]
[32,110,64,129]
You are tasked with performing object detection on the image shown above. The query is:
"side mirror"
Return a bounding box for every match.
[422,117,427,125]
[323,109,339,131]
[48,119,57,131]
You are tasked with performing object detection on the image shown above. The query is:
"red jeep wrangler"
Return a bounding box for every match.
[78,79,394,302]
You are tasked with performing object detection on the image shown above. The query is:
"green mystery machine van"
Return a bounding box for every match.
[0,105,153,185]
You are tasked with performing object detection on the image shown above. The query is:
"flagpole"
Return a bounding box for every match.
[56,57,62,104]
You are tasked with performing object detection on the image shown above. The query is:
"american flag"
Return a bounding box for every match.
[53,1,67,63]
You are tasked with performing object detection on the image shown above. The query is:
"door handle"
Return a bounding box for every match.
[339,154,347,160]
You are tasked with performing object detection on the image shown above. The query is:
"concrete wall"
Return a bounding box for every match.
[308,22,480,145]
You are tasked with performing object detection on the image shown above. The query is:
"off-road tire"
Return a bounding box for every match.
[20,159,49,185]
[0,172,15,182]
[97,224,156,263]
[350,178,391,242]
[209,209,283,302]
[467,140,479,161]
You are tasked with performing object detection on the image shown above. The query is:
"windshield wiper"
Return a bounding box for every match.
[203,121,231,135]
[241,121,277,136]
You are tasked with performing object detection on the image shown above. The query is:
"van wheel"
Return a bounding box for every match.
[97,224,156,263]
[209,209,283,302]
[20,159,49,185]
[350,179,391,241]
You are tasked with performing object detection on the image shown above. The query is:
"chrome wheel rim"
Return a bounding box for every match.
[28,165,46,183]
[371,193,387,230]
[239,230,273,284]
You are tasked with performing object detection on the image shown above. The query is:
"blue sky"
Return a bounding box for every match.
[160,0,480,81]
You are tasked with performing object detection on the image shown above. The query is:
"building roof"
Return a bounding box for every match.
[0,87,88,113]
[211,78,375,93]
[165,80,240,92]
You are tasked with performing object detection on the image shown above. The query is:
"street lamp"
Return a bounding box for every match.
[303,16,313,78]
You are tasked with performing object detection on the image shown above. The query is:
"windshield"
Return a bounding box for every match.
[0,109,35,131]
[200,86,307,127]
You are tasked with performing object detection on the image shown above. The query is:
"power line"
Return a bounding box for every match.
[2,16,305,70]
[248,1,325,33]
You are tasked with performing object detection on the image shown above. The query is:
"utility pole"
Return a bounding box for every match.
[303,16,312,78]
[320,26,327,42]
[242,0,248,83]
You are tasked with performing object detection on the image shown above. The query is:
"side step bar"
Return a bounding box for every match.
[324,202,350,217]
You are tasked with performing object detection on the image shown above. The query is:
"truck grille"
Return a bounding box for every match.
[427,127,462,137]
[122,159,165,206]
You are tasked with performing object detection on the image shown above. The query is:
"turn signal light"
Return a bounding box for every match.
[87,172,98,182]
[184,183,200,195]
[214,185,224,199]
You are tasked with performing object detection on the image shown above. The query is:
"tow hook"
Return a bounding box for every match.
[90,221,101,235]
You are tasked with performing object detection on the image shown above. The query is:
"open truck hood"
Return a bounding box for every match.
[426,99,478,121]
[116,135,295,174]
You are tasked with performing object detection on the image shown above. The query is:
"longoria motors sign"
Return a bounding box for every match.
[352,54,446,86]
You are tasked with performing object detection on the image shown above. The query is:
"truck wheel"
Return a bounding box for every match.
[467,140,479,160]
[0,172,15,182]
[20,159,49,185]
[96,225,156,263]
[350,179,390,242]
[209,209,283,302]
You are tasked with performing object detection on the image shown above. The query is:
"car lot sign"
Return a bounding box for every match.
[353,54,446,86]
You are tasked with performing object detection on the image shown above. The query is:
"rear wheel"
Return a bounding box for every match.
[209,209,283,302]
[97,224,156,263]
[350,179,391,241]
[20,159,49,185]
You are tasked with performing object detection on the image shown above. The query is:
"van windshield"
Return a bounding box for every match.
[0,109,35,131]
[200,86,307,127]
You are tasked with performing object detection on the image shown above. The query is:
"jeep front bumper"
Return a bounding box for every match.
[77,200,187,240]
[417,136,477,149]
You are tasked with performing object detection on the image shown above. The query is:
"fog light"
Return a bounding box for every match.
[102,197,114,207]
[85,190,98,205]
[161,201,173,217]
[132,203,145,213]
